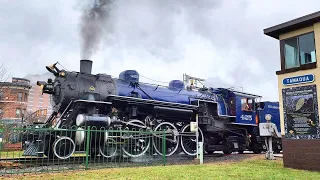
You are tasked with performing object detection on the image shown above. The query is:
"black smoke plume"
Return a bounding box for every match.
[79,0,112,59]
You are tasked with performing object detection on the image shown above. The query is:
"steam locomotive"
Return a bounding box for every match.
[22,60,282,159]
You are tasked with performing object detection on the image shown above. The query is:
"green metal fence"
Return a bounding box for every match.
[0,126,168,175]
[0,128,3,151]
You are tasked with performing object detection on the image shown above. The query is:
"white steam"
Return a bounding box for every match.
[77,0,278,101]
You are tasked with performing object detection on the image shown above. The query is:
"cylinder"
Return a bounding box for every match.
[76,114,112,126]
[80,60,93,74]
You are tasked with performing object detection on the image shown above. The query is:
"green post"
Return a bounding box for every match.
[162,129,166,166]
[85,126,91,170]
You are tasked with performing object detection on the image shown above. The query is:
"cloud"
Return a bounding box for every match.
[24,72,55,85]
[1,0,320,102]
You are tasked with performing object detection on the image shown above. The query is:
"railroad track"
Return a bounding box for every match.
[0,151,256,163]
[0,151,267,167]
[0,153,265,175]
[0,156,126,164]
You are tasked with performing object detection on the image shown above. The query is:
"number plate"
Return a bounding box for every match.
[233,142,238,149]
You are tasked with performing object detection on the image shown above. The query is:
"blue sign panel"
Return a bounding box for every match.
[282,74,314,86]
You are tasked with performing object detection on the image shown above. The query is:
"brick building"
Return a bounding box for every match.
[27,84,53,117]
[24,73,54,120]
[0,77,32,125]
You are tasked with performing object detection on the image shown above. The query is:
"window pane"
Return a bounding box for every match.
[284,38,299,69]
[247,99,253,110]
[241,99,246,109]
[299,32,316,65]
[16,108,21,118]
[24,93,28,102]
[18,92,22,101]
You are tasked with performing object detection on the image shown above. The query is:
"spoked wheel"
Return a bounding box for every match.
[152,122,179,157]
[223,142,232,155]
[53,136,76,160]
[99,138,118,158]
[122,119,151,157]
[180,124,204,156]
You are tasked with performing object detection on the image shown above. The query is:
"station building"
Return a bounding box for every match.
[264,11,320,170]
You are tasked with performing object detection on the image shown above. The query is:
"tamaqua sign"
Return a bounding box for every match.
[282,74,315,86]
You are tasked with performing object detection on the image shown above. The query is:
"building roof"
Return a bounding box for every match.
[0,82,31,89]
[231,90,262,99]
[264,11,320,39]
[0,77,32,89]
[12,77,30,82]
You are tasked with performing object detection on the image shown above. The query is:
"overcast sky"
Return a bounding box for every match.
[1,0,320,101]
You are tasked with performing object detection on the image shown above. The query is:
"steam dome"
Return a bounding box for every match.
[169,80,185,90]
[119,70,139,83]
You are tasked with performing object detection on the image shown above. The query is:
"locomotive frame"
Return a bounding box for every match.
[22,60,282,159]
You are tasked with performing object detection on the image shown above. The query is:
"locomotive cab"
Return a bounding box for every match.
[232,91,261,125]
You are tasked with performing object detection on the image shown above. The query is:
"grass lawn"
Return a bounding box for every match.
[1,155,320,180]
[0,151,25,159]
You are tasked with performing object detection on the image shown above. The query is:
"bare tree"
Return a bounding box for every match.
[0,62,14,143]
[0,62,11,82]
[0,62,9,120]
[23,109,48,125]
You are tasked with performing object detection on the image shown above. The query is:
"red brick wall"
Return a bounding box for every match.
[0,86,29,119]
[283,137,320,171]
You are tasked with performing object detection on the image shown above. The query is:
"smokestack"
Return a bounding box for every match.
[80,60,93,74]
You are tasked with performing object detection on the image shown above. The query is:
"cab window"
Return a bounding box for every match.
[241,98,254,111]
[229,97,236,116]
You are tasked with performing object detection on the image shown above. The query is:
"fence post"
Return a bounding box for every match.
[196,114,199,159]
[85,126,91,170]
[162,129,166,166]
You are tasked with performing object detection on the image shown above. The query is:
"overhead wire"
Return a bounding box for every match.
[139,74,170,84]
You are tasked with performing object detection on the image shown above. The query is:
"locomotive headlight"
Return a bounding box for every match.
[39,85,44,92]
[265,114,272,121]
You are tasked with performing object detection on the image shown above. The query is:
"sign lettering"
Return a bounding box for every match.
[130,74,139,79]
[282,74,314,86]
[240,115,252,121]
[282,84,319,139]
[267,105,279,109]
